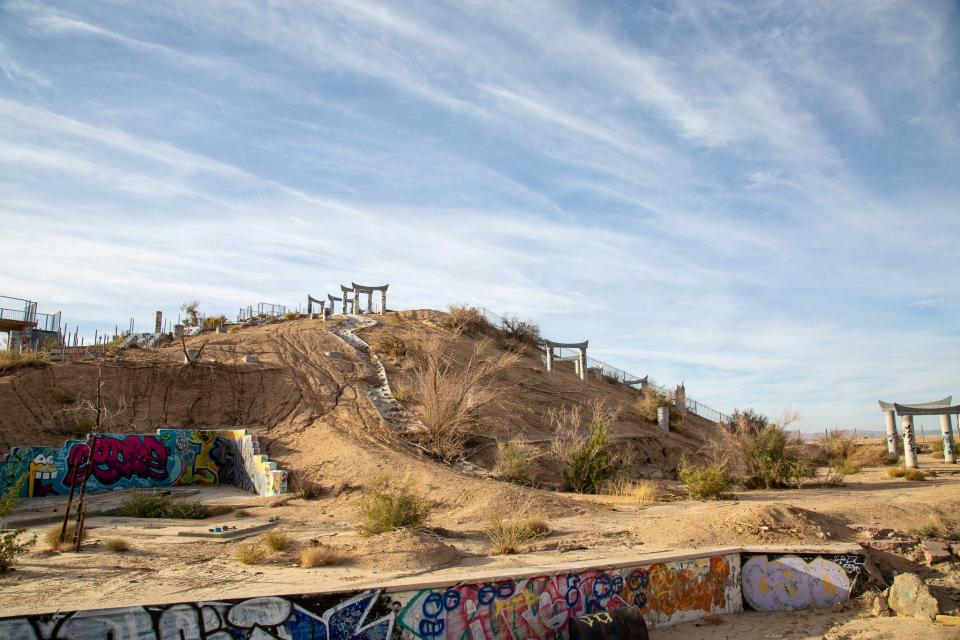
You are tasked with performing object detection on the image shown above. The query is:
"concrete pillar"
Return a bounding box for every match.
[884,410,899,462]
[353,287,360,314]
[154,311,163,334]
[367,290,373,313]
[940,414,956,464]
[545,347,554,373]
[380,290,386,315]
[902,415,918,469]
[657,406,670,432]
[578,348,586,382]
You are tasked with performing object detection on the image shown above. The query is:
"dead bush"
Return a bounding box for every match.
[407,337,518,460]
[235,542,268,565]
[104,537,130,552]
[44,524,86,551]
[300,545,346,568]
[485,515,551,554]
[202,315,227,331]
[604,478,659,504]
[262,530,289,552]
[546,400,621,493]
[634,387,678,425]
[444,305,492,335]
[498,315,540,353]
[0,350,48,374]
[376,337,409,360]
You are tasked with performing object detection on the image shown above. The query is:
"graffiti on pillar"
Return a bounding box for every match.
[395,554,739,637]
[0,591,397,640]
[0,428,287,498]
[741,553,865,612]
[943,433,956,459]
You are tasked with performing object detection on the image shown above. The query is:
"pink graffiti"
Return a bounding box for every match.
[66,436,169,486]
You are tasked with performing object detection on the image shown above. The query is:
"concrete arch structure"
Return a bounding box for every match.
[543,339,588,382]
[339,286,356,314]
[351,282,389,315]
[878,396,954,468]
[306,294,325,319]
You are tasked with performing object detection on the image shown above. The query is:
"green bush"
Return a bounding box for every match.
[357,479,433,536]
[495,441,536,485]
[563,422,619,493]
[739,425,809,489]
[0,476,34,570]
[678,459,733,500]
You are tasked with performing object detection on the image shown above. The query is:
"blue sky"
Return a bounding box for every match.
[1,0,958,431]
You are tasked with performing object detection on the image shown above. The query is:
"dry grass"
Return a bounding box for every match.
[808,431,889,473]
[911,515,960,541]
[904,468,927,481]
[299,545,347,568]
[0,350,49,374]
[634,388,676,424]
[44,525,86,551]
[235,542,268,565]
[604,478,659,504]
[357,478,434,537]
[407,337,519,460]
[227,325,242,333]
[262,530,289,552]
[887,466,907,478]
[104,537,130,552]
[485,515,551,555]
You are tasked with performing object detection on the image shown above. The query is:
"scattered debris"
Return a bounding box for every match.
[921,539,952,565]
[887,572,940,620]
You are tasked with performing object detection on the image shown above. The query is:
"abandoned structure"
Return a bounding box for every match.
[543,339,588,381]
[0,295,61,351]
[306,294,325,318]
[878,397,957,467]
[351,282,389,315]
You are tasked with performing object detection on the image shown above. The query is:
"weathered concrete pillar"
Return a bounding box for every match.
[545,347,554,373]
[154,311,163,334]
[353,287,360,314]
[884,410,899,462]
[658,406,670,432]
[902,415,918,469]
[380,290,386,315]
[940,414,956,464]
[578,348,586,382]
[367,290,373,313]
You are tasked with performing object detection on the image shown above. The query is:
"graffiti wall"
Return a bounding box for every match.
[394,553,740,637]
[0,591,398,640]
[741,553,866,612]
[0,428,287,498]
[0,550,868,639]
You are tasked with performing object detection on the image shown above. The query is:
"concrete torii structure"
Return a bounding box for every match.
[306,294,325,319]
[892,401,960,468]
[543,339,588,382]
[327,293,342,314]
[351,282,389,315]
[878,396,952,465]
[338,286,357,314]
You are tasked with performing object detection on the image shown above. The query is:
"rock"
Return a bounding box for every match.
[863,538,915,551]
[922,539,952,564]
[323,351,343,358]
[849,524,895,539]
[242,355,258,364]
[935,614,960,626]
[871,593,892,617]
[830,601,844,613]
[887,572,940,620]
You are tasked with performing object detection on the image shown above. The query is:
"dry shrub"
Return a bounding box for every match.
[634,387,677,424]
[262,530,289,552]
[904,468,927,481]
[494,440,540,485]
[282,312,299,321]
[930,438,945,454]
[407,337,518,460]
[202,315,227,331]
[605,478,658,504]
[498,315,540,353]
[810,430,887,473]
[678,458,733,500]
[376,337,409,360]
[887,466,907,478]
[911,515,960,541]
[300,545,346,568]
[104,537,130,552]
[235,542,268,565]
[227,325,241,333]
[485,515,551,554]
[444,305,492,335]
[357,478,433,537]
[0,350,48,374]
[702,409,809,489]
[44,525,86,551]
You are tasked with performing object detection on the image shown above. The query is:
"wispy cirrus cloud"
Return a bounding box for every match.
[0,0,957,429]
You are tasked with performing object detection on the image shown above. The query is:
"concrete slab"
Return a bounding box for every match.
[921,539,952,564]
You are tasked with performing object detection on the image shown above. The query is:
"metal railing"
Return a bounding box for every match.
[479,306,730,424]
[237,302,287,323]
[0,295,37,325]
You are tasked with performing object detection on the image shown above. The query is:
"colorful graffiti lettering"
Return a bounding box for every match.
[65,435,168,486]
[397,554,740,638]
[0,428,288,498]
[741,553,865,611]
[0,591,396,640]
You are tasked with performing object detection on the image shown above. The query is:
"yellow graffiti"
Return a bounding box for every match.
[576,612,612,627]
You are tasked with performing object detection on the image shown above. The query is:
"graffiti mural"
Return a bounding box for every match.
[394,554,740,638]
[741,553,866,612]
[0,428,287,499]
[0,591,397,640]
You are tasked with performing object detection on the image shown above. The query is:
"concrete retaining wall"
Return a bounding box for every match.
[0,428,287,498]
[0,546,865,639]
